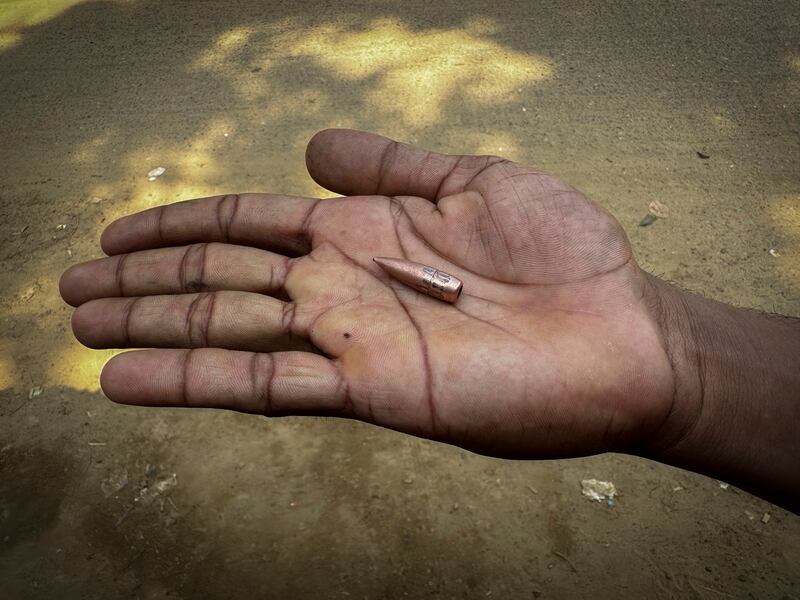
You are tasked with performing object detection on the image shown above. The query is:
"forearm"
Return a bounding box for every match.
[642,274,800,512]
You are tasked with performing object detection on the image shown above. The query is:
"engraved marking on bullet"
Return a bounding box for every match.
[373,257,463,303]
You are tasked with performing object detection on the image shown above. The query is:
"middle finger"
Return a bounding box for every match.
[71,291,316,353]
[60,243,292,307]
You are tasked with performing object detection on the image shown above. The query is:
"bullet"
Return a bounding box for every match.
[373,257,463,303]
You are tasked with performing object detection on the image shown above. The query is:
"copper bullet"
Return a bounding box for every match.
[373,257,463,303]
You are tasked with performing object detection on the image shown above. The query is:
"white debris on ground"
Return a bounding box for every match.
[147,166,166,181]
[19,285,38,301]
[115,469,179,526]
[580,479,618,503]
[648,200,670,218]
[768,248,780,257]
[719,481,730,489]
[133,472,178,504]
[28,386,43,399]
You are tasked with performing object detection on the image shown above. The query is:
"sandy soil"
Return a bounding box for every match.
[1,1,798,598]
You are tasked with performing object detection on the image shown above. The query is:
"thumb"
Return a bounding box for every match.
[305,129,506,201]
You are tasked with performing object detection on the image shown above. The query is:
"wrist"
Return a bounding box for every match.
[640,273,705,456]
[640,273,800,510]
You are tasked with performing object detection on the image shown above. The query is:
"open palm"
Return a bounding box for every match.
[61,129,675,459]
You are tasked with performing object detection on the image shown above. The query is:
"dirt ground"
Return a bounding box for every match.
[1,1,798,598]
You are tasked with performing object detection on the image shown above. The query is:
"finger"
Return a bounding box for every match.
[305,128,507,201]
[72,291,314,353]
[101,348,349,416]
[60,243,292,307]
[101,193,321,256]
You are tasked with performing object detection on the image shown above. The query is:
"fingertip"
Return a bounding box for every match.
[305,127,342,155]
[70,301,103,349]
[71,299,119,350]
[100,351,153,405]
[101,210,157,255]
[59,264,81,307]
[100,352,138,404]
[305,128,397,196]
[305,128,351,190]
[99,353,121,402]
[61,259,110,307]
[305,127,359,156]
[99,216,126,255]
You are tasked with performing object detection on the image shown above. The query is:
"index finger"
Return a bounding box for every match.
[305,128,506,201]
[101,193,321,256]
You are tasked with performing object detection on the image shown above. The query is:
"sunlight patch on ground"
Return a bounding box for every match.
[710,111,736,131]
[276,18,552,125]
[74,131,114,163]
[48,341,117,392]
[767,196,800,298]
[196,17,553,127]
[769,196,800,246]
[0,0,93,52]
[4,275,59,328]
[0,30,19,49]
[468,132,521,160]
[2,283,116,393]
[85,116,239,221]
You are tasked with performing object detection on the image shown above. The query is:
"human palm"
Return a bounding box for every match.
[61,129,674,458]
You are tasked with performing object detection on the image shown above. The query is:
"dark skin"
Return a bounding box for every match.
[60,129,800,512]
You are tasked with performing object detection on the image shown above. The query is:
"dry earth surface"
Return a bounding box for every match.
[1,1,798,598]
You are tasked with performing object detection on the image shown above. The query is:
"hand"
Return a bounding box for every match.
[60,129,678,459]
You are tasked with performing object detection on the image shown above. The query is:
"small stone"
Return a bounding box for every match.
[639,213,658,227]
[581,478,617,502]
[648,200,670,218]
[147,167,166,181]
[761,512,771,524]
